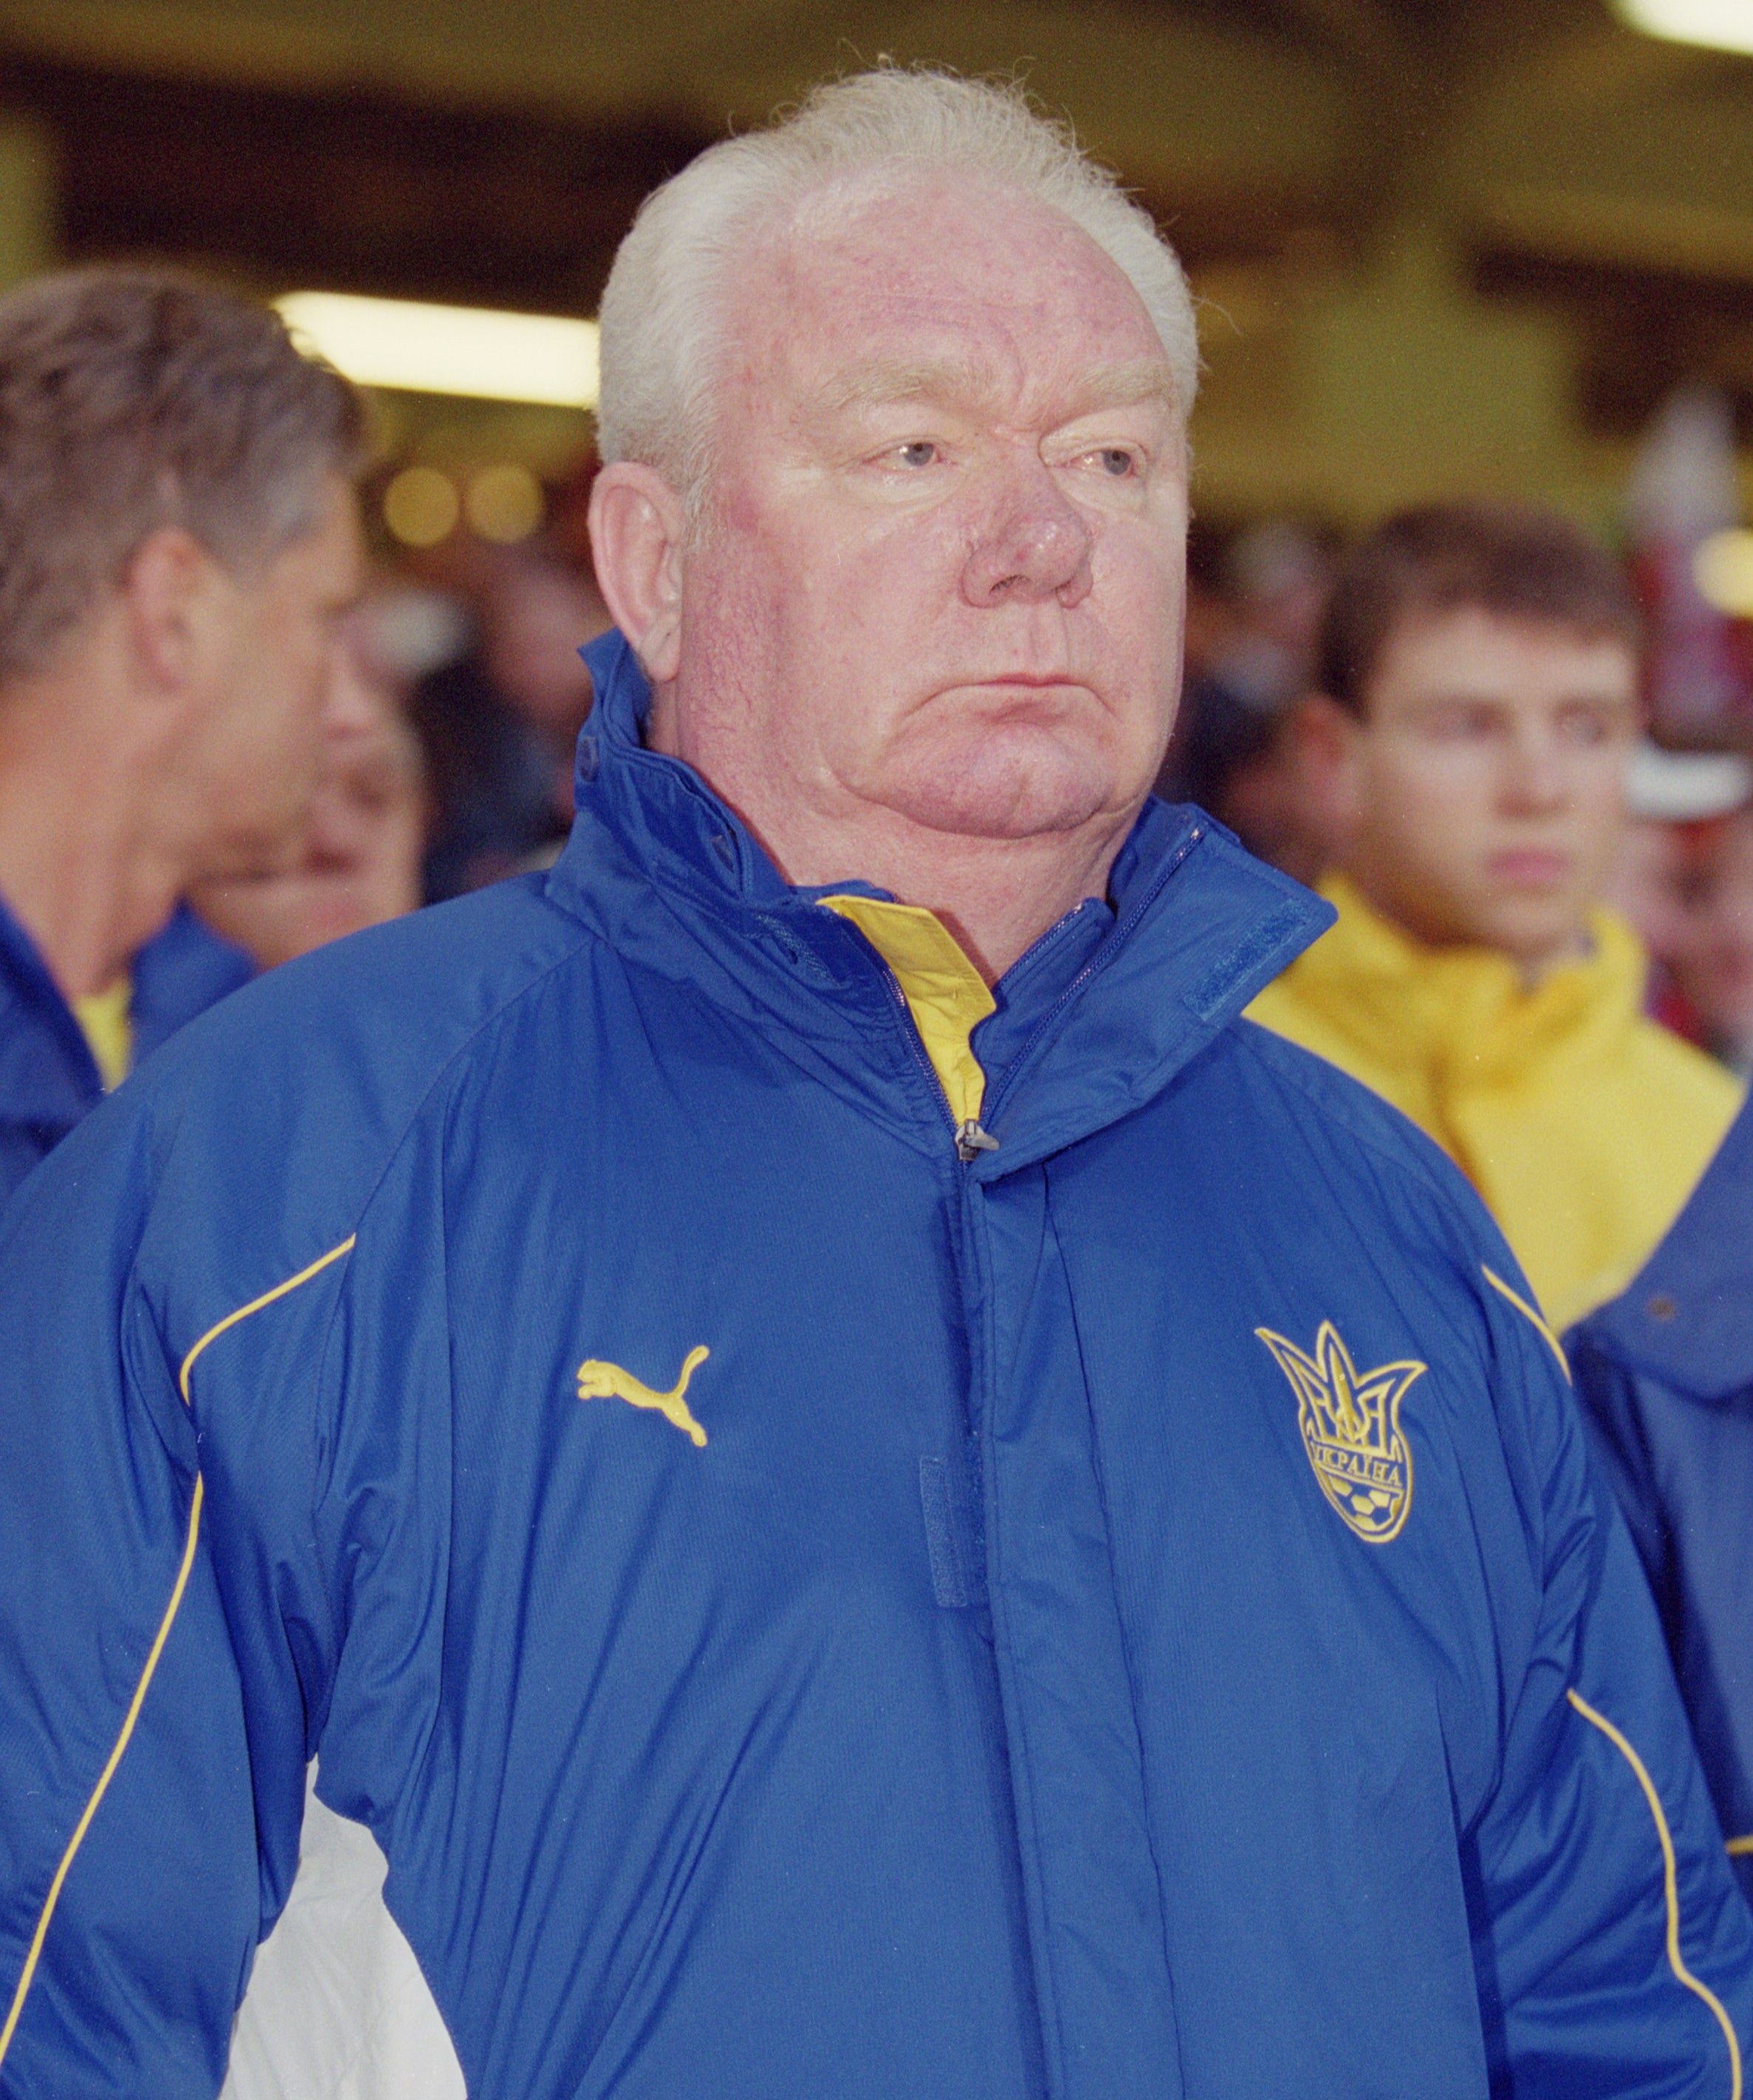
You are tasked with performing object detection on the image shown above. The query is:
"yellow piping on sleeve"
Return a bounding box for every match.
[1728,1837,1753,1857]
[176,1236,356,1401]
[1567,1688,1743,2100]
[1483,1265,1571,1384]
[0,1478,205,2068]
[0,1232,356,2073]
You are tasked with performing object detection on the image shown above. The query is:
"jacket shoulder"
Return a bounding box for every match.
[1170,1017,1588,1583]
[1243,964,1419,1125]
[144,874,592,1105]
[1229,1013,1481,1223]
[8,877,596,1297]
[1219,1015,1564,1356]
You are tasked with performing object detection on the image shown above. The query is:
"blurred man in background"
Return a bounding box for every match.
[1601,743,1749,1046]
[1250,503,1740,1328]
[1157,517,1335,884]
[192,598,426,971]
[1568,1089,1753,1908]
[0,268,364,1202]
[1670,800,1753,1076]
[414,542,610,897]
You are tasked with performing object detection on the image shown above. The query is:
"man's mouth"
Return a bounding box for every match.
[1488,849,1570,890]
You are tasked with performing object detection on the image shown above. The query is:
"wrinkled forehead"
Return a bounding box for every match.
[722,166,1176,427]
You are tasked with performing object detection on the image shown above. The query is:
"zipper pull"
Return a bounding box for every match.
[956,1119,1000,1163]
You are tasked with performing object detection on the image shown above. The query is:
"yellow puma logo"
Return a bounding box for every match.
[576,1344,710,1447]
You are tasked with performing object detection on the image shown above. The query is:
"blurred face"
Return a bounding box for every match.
[191,630,423,969]
[658,171,1188,867]
[185,475,364,877]
[483,563,608,747]
[1327,608,1638,976]
[1678,812,1753,1053]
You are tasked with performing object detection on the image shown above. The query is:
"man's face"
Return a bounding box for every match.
[185,474,365,878]
[191,628,424,969]
[659,171,1188,866]
[1332,607,1638,973]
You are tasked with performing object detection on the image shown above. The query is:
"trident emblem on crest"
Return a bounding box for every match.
[1256,1320,1424,1543]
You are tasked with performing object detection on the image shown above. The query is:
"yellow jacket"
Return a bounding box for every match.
[1247,874,1742,1328]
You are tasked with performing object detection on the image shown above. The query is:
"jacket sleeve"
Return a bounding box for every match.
[1567,1330,1674,1609]
[1468,1274,1753,2098]
[0,1104,338,2099]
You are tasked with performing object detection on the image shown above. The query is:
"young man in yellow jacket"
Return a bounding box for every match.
[1247,502,1740,1329]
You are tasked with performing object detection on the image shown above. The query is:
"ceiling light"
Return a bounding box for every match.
[276,292,599,409]
[1614,0,1753,58]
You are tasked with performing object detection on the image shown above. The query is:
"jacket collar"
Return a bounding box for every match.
[546,630,1332,1169]
[1283,873,1648,1087]
[0,888,102,1134]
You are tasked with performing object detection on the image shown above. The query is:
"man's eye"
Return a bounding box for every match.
[1424,706,1496,741]
[1095,448,1137,478]
[1559,709,1615,747]
[893,441,939,469]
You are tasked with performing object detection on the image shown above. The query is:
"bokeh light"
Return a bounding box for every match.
[1693,529,1753,619]
[466,463,545,544]
[383,466,460,547]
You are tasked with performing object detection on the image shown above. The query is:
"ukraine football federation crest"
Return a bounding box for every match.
[1255,1320,1424,1543]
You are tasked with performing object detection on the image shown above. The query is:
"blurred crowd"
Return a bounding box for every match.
[7,263,1753,1316]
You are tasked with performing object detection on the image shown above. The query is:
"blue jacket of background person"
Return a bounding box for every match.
[0,628,1749,2100]
[0,894,253,1203]
[1570,1093,1753,1904]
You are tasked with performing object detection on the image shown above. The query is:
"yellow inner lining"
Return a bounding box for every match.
[71,976,132,1092]
[820,895,994,1127]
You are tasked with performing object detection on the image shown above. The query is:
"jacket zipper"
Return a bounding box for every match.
[845,826,1205,1163]
[872,970,984,1157]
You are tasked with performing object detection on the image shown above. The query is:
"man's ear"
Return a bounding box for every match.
[1290,692,1366,841]
[121,526,225,699]
[588,463,687,686]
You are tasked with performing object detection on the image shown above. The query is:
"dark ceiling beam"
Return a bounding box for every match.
[0,43,1349,302]
[1473,242,1753,438]
[0,52,717,311]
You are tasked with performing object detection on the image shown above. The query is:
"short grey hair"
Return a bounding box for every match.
[0,267,364,681]
[596,69,1198,500]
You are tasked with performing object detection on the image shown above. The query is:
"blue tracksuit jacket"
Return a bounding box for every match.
[1570,1093,1753,1903]
[1,630,1749,2099]
[0,896,253,1203]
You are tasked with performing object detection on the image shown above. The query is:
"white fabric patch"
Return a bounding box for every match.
[222,1769,466,2100]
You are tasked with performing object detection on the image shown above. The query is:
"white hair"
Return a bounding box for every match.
[596,69,1198,500]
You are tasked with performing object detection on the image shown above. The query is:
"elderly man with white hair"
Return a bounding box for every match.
[0,70,1748,2100]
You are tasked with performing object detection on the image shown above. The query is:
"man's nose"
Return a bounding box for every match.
[960,462,1095,610]
[321,639,379,738]
[1501,727,1568,812]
